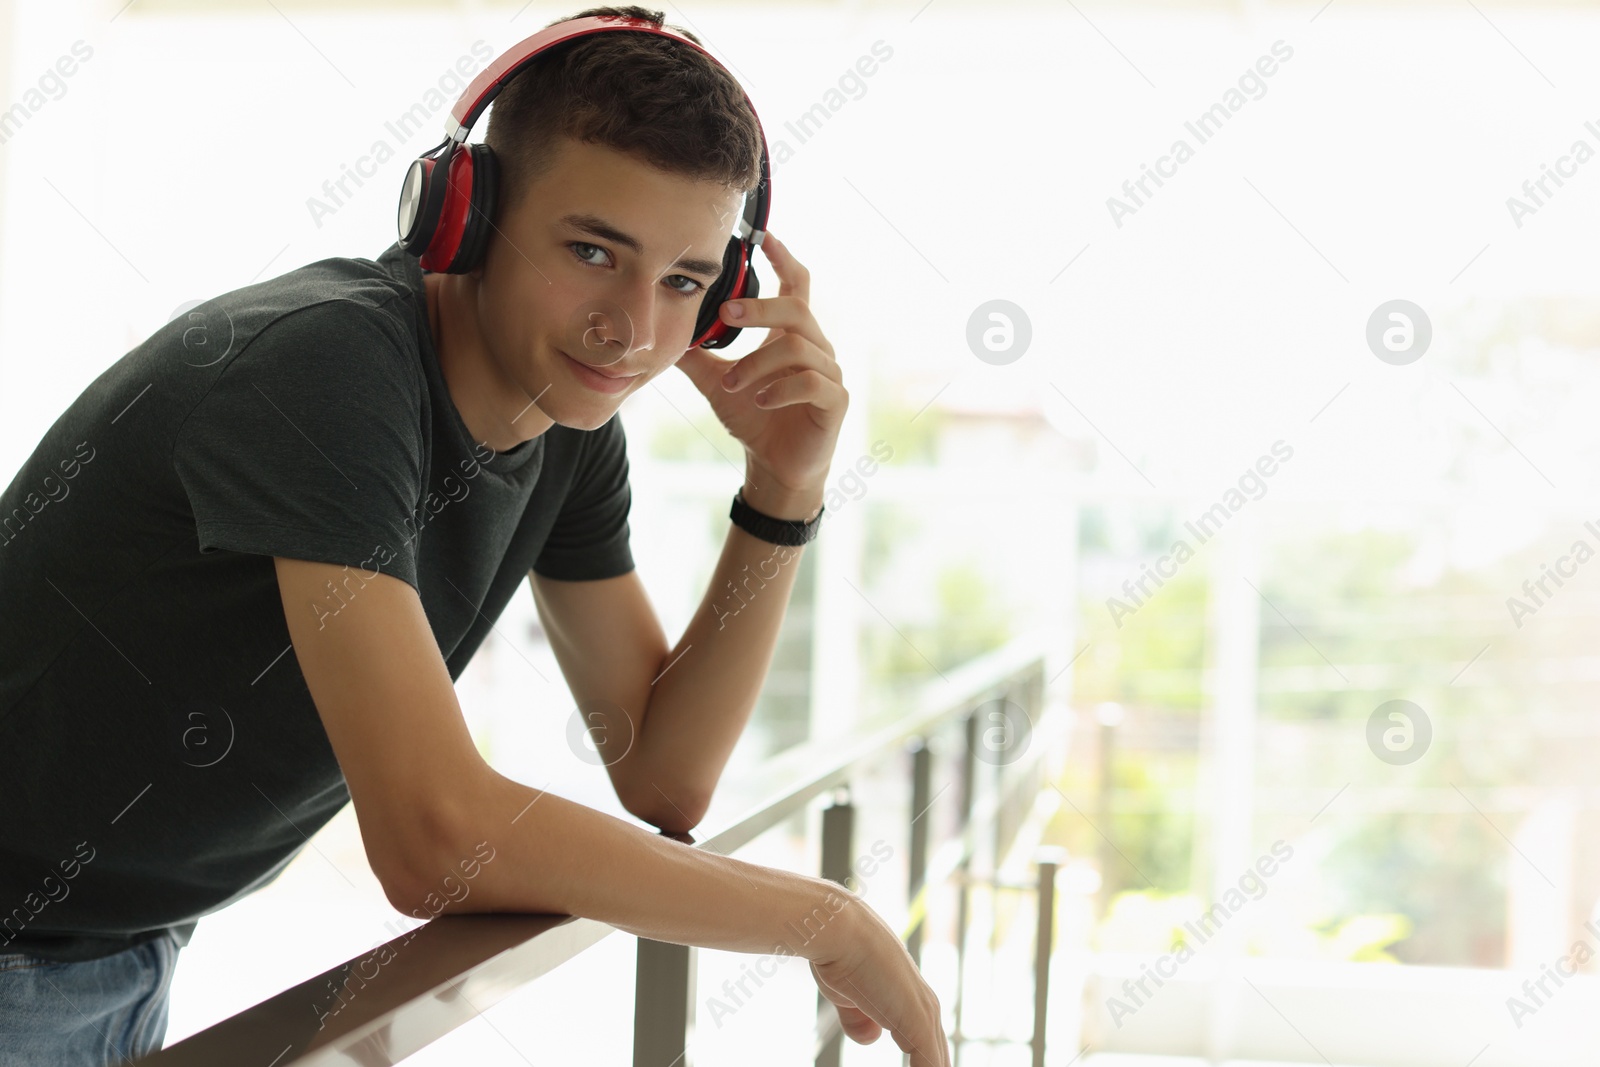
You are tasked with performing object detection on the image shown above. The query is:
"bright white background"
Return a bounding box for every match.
[6,1,1600,1064]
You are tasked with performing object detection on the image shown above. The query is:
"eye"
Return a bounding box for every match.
[664,274,705,298]
[569,241,608,267]
[568,242,706,299]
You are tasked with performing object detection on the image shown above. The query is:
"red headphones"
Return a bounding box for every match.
[395,14,771,351]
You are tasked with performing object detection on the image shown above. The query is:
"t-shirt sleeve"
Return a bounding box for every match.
[171,301,425,591]
[531,414,636,581]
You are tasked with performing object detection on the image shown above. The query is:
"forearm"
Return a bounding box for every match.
[632,476,822,823]
[421,768,850,958]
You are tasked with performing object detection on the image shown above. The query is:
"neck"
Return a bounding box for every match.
[424,270,554,452]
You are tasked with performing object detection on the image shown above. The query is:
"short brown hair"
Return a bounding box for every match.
[483,5,763,220]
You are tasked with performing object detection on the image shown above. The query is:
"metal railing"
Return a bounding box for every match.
[138,635,1067,1067]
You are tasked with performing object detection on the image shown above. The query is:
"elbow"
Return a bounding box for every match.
[379,866,433,921]
[622,779,710,837]
[371,796,487,921]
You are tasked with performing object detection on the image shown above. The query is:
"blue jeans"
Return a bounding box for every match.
[0,932,179,1066]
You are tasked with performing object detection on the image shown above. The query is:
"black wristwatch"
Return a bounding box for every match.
[729,489,823,546]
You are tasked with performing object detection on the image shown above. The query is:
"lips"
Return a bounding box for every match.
[561,350,640,393]
[562,350,637,378]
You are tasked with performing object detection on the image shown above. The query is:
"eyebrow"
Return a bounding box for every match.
[559,213,725,281]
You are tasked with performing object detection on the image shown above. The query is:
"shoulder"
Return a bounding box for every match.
[245,298,416,367]
[207,263,426,402]
[247,254,418,347]
[171,274,428,452]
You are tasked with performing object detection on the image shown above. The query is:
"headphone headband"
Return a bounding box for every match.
[443,15,770,242]
[398,14,770,349]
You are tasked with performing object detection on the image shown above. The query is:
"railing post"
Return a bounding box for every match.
[1031,848,1062,1067]
[995,685,1019,873]
[907,738,932,965]
[634,938,696,1067]
[816,787,854,1067]
[952,709,978,1067]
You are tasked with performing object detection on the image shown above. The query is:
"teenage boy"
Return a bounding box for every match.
[0,6,949,1066]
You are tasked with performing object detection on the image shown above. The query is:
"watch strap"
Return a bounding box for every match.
[729,489,822,546]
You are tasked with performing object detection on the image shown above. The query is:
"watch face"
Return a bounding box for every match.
[397,159,426,243]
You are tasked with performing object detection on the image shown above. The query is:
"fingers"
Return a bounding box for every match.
[805,897,950,1066]
[837,1004,883,1044]
[886,996,948,1067]
[810,964,883,1044]
[759,230,809,304]
[869,992,947,1066]
[831,970,947,1067]
[718,294,833,360]
[721,332,840,393]
[750,368,848,417]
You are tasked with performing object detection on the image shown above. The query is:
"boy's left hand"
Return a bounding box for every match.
[676,232,846,512]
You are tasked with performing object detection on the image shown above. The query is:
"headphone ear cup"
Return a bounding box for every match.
[419,145,482,273]
[693,237,755,349]
[740,251,761,302]
[398,142,452,258]
[450,144,499,274]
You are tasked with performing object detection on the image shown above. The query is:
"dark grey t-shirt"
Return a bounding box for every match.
[0,242,634,962]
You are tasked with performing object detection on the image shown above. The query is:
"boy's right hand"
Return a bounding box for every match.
[804,887,951,1067]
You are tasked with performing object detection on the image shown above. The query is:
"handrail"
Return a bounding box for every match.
[699,634,1050,856]
[136,633,1058,1066]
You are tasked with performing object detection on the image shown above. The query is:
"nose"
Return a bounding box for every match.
[613,274,658,362]
[573,274,666,371]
